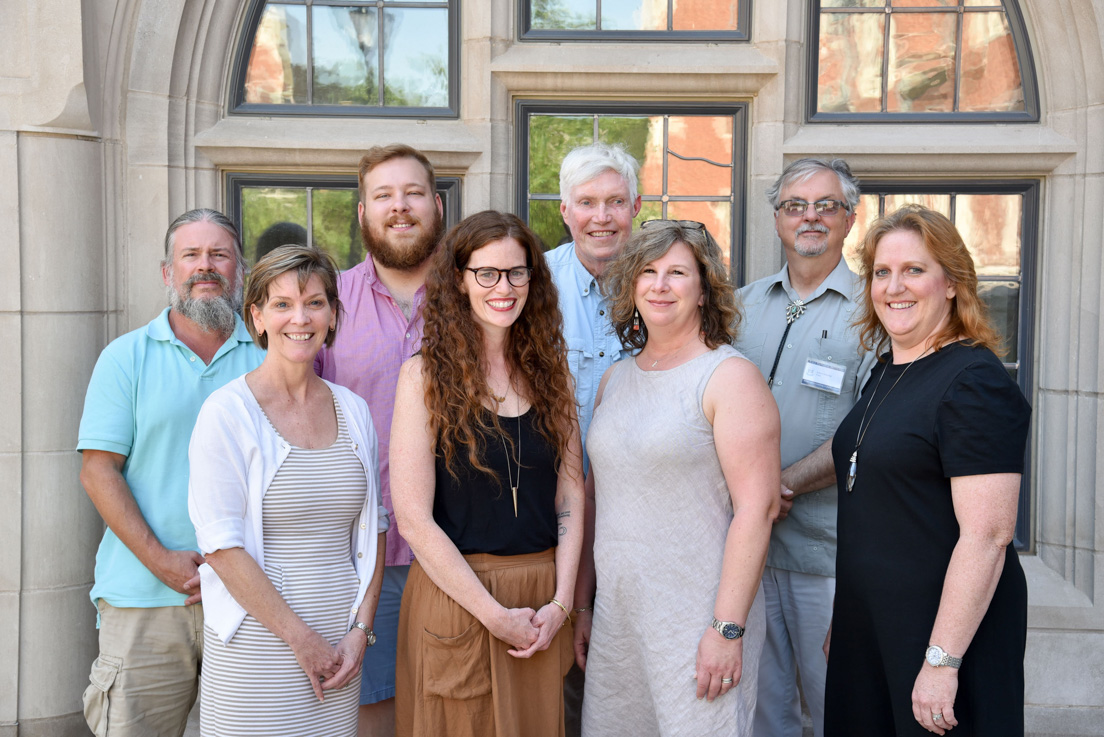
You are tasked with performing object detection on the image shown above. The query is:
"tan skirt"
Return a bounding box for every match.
[396,548,574,737]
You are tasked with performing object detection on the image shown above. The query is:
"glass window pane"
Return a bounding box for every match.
[891,0,957,6]
[884,193,951,217]
[601,0,649,31]
[955,194,1021,274]
[312,189,363,270]
[530,0,597,30]
[887,12,957,112]
[666,201,732,269]
[383,8,448,107]
[529,116,595,195]
[529,199,572,251]
[978,281,1019,360]
[959,12,1025,112]
[673,0,740,31]
[313,6,379,106]
[664,117,734,198]
[597,116,654,172]
[244,4,308,104]
[964,0,1005,5]
[241,187,308,265]
[633,201,663,228]
[818,12,885,113]
[821,0,885,6]
[843,193,882,271]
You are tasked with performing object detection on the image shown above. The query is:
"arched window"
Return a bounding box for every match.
[809,0,1038,121]
[230,0,458,116]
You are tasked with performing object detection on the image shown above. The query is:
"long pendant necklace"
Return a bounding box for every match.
[767,298,807,388]
[501,389,522,517]
[846,348,931,492]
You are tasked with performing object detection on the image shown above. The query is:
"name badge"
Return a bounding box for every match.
[801,358,846,395]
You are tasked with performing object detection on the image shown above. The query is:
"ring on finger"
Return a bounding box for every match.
[932,714,942,721]
[721,677,733,684]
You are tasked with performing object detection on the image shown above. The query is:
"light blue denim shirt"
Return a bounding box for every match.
[545,242,630,470]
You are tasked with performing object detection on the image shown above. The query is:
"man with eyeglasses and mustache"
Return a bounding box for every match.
[735,159,876,737]
[77,209,264,736]
[314,144,446,737]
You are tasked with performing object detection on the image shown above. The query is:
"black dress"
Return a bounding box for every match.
[825,343,1030,736]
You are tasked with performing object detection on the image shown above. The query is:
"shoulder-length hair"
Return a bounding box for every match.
[855,204,1003,358]
[420,210,576,481]
[244,245,341,350]
[603,221,741,351]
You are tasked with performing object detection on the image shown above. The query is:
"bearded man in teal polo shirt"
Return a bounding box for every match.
[77,209,264,737]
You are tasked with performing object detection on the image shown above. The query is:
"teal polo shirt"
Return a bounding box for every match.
[77,307,265,610]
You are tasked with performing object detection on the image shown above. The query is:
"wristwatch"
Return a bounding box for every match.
[351,621,377,647]
[711,616,745,641]
[925,645,961,668]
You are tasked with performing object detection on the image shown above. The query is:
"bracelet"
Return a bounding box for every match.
[549,598,569,615]
[573,606,592,613]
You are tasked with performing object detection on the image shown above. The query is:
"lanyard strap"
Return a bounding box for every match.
[766,298,806,389]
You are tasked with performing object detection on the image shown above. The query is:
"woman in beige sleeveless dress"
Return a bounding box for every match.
[574,221,780,737]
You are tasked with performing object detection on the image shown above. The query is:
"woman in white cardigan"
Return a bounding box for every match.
[189,245,387,736]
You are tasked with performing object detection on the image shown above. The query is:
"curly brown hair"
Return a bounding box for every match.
[603,221,741,351]
[420,210,577,481]
[855,204,1003,358]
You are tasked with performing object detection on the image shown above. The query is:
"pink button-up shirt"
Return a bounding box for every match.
[316,258,425,566]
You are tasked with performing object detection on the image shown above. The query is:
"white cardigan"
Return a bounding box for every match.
[188,376,389,644]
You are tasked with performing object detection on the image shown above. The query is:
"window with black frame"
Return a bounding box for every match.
[231,0,457,116]
[844,179,1038,547]
[809,0,1038,122]
[516,101,749,283]
[226,173,461,269]
[521,0,749,40]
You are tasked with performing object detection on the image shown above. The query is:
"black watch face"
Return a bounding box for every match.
[722,623,740,639]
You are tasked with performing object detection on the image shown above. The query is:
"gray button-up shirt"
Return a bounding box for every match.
[736,257,876,576]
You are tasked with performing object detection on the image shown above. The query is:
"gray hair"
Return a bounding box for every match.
[559,142,640,205]
[162,208,243,264]
[765,158,860,211]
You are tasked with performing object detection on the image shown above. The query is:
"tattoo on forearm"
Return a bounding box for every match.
[557,510,570,537]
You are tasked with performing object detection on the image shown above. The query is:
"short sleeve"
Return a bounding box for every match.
[936,359,1031,478]
[188,395,250,554]
[77,346,135,456]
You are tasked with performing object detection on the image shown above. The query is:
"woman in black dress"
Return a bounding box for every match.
[825,205,1030,736]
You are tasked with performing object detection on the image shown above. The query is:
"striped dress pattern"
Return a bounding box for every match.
[200,397,367,736]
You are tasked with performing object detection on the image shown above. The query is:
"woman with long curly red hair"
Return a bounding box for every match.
[391,210,583,737]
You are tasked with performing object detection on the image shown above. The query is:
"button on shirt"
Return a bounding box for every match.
[315,258,424,567]
[736,258,876,576]
[545,242,630,464]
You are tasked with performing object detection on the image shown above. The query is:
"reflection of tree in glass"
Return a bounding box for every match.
[531,0,595,30]
[241,188,307,264]
[312,189,363,269]
[384,51,448,108]
[314,7,379,105]
[255,222,308,263]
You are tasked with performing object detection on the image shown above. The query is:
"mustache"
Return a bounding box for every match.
[796,223,829,236]
[184,270,231,291]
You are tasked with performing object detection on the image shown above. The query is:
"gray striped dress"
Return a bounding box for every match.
[200,397,366,736]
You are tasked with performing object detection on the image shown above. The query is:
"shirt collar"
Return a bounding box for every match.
[566,242,600,296]
[769,256,860,305]
[147,306,255,347]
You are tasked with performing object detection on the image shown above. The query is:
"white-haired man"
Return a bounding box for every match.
[547,141,642,737]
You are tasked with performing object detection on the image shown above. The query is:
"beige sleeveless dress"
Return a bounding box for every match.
[582,346,764,737]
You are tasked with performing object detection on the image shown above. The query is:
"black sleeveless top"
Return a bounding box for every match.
[433,410,560,555]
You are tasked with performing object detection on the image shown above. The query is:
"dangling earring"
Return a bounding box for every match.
[632,309,640,332]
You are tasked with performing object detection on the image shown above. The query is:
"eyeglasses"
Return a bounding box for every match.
[777,199,850,218]
[640,219,706,231]
[466,267,533,288]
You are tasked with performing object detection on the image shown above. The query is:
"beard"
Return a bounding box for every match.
[361,211,444,270]
[166,268,243,336]
[793,223,831,257]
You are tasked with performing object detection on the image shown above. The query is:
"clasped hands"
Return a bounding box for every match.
[291,627,370,701]
[492,602,569,658]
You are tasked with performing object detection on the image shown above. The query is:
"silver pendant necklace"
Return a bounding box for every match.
[846,348,931,492]
[501,389,522,517]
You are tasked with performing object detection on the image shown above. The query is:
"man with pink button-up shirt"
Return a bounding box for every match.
[315,144,444,736]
